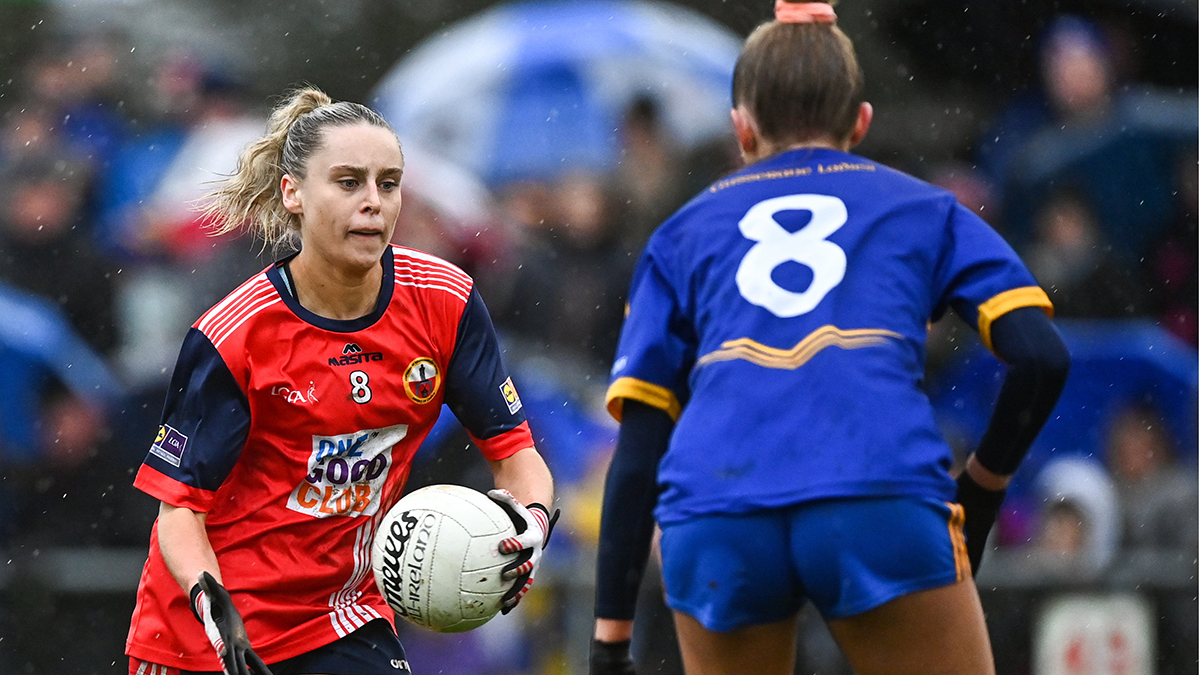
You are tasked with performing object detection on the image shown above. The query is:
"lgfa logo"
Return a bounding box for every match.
[272,381,319,405]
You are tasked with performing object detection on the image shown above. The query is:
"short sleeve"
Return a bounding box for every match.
[443,288,534,461]
[933,202,1053,352]
[133,328,251,511]
[605,243,694,422]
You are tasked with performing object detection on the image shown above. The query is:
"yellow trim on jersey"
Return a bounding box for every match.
[947,502,970,582]
[976,286,1054,353]
[695,325,903,371]
[606,377,683,423]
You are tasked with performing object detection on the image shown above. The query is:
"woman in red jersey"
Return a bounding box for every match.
[126,86,556,675]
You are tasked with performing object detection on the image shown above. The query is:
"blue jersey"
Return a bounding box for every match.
[606,148,1052,525]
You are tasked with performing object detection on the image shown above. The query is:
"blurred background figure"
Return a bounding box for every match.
[1146,149,1199,346]
[388,144,515,303]
[0,281,127,545]
[614,95,687,253]
[498,172,633,381]
[1104,404,1198,555]
[0,154,117,355]
[21,31,129,169]
[1027,457,1119,576]
[976,16,1118,184]
[1024,186,1146,318]
[988,15,1194,268]
[103,61,268,401]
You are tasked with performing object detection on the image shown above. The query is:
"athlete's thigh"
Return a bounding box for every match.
[826,576,994,675]
[673,610,798,675]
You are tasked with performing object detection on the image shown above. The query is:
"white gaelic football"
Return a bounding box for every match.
[371,484,517,632]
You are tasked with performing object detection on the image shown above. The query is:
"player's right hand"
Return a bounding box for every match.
[488,489,559,613]
[590,638,636,675]
[192,572,273,675]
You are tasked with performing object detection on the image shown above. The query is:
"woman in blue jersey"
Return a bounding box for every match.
[590,2,1070,675]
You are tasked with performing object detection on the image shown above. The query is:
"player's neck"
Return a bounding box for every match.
[741,136,848,164]
[288,251,383,321]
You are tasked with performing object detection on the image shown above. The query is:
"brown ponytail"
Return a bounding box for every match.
[732,6,863,148]
[202,85,397,248]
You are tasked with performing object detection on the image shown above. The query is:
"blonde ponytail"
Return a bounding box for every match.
[201,85,396,248]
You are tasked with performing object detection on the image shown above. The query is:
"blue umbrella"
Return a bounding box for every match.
[371,0,742,185]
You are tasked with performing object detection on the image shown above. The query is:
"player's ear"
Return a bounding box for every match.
[847,101,873,149]
[730,105,759,159]
[281,174,303,215]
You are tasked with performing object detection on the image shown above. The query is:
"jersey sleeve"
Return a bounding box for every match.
[443,287,533,461]
[605,242,694,422]
[133,327,251,511]
[932,201,1054,352]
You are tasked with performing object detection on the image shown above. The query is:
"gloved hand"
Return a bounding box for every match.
[955,470,1006,575]
[191,571,273,675]
[487,489,559,613]
[590,638,637,675]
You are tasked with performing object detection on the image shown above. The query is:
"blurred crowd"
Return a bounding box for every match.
[0,9,1194,675]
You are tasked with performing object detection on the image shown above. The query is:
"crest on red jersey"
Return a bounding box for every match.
[404,357,441,404]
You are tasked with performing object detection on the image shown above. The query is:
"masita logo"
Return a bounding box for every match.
[330,342,384,366]
[287,423,409,518]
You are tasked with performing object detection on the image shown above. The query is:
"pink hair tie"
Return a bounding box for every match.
[774,0,837,23]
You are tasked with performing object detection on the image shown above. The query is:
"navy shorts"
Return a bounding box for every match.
[659,496,970,631]
[132,619,410,675]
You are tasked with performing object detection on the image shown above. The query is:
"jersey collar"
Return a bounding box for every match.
[266,246,395,333]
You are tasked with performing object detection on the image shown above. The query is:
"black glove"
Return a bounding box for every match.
[590,638,636,675]
[955,470,1006,575]
[191,572,273,675]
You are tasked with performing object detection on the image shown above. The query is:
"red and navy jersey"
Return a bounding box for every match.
[126,245,533,670]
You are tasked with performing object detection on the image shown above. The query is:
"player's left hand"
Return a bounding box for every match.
[955,470,1006,575]
[192,572,274,675]
[590,638,637,675]
[488,488,559,613]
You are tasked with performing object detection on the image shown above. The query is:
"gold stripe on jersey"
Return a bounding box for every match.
[946,502,970,582]
[606,377,683,423]
[976,286,1054,353]
[695,325,902,370]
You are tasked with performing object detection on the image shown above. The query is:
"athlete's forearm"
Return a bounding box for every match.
[595,400,673,622]
[489,446,554,508]
[156,501,222,594]
[974,306,1071,477]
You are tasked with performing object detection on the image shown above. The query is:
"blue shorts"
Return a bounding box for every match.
[132,619,411,675]
[659,496,969,631]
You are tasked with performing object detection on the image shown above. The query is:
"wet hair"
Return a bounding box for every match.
[203,85,398,248]
[731,3,864,148]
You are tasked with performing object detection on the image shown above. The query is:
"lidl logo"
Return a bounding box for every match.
[500,378,522,415]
